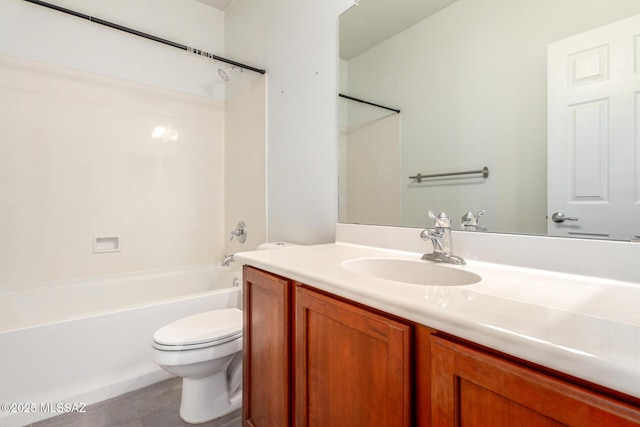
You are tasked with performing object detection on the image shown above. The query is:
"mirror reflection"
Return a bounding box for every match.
[338,0,640,241]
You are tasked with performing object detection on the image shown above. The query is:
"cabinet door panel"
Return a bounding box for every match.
[243,266,291,427]
[431,336,640,427]
[295,286,411,427]
[416,325,437,427]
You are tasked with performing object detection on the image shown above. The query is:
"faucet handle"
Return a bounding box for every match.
[462,210,485,226]
[230,221,247,243]
[427,211,451,228]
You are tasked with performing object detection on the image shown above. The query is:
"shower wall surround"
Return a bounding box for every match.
[0,1,233,290]
[0,54,226,289]
[224,76,267,255]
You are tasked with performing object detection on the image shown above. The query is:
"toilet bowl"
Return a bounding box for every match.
[151,308,243,424]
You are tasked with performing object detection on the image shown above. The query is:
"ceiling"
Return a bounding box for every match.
[194,0,458,60]
[195,0,234,12]
[339,0,458,61]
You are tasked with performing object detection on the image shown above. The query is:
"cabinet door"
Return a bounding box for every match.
[416,325,438,427]
[431,336,640,427]
[243,266,292,427]
[295,286,411,427]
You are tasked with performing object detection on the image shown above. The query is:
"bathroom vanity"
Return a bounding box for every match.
[237,226,640,426]
[243,266,412,426]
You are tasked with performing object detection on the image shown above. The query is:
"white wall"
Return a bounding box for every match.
[226,0,354,245]
[345,0,640,235]
[0,1,227,288]
[0,0,226,100]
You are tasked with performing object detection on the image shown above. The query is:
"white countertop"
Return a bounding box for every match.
[235,242,640,399]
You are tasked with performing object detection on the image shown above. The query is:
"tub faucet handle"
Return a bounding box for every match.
[229,221,247,243]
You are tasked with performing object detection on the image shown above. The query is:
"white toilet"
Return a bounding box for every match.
[151,308,243,424]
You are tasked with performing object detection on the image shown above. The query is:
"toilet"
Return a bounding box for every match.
[151,308,243,424]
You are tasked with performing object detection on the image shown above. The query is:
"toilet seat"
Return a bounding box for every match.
[153,308,242,351]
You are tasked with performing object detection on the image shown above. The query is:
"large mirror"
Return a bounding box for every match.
[338,0,640,241]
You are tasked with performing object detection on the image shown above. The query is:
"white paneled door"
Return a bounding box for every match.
[548,14,640,241]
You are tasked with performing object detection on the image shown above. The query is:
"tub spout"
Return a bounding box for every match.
[222,254,235,266]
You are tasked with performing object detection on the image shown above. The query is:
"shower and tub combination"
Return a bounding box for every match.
[0,263,242,427]
[1,2,269,425]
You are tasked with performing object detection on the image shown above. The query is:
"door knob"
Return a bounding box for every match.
[551,212,578,223]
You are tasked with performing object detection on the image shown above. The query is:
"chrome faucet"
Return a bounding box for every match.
[222,254,235,266]
[461,210,487,232]
[420,211,466,265]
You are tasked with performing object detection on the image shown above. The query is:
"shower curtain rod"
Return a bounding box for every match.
[339,93,400,114]
[23,0,266,75]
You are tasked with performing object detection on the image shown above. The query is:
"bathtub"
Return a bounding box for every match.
[0,263,242,427]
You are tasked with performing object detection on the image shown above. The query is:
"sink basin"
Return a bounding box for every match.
[341,258,481,286]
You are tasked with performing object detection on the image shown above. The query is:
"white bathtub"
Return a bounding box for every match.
[0,263,242,427]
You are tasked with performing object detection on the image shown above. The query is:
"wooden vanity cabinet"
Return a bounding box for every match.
[295,285,412,427]
[430,335,640,426]
[243,266,413,426]
[243,266,640,427]
[242,266,293,427]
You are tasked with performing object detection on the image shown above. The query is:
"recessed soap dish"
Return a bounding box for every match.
[93,236,120,253]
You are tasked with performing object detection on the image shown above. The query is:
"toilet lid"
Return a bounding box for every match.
[153,308,242,347]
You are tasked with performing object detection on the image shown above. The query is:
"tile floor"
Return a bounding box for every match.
[29,378,242,427]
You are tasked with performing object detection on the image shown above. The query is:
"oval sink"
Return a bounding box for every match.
[341,258,481,286]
